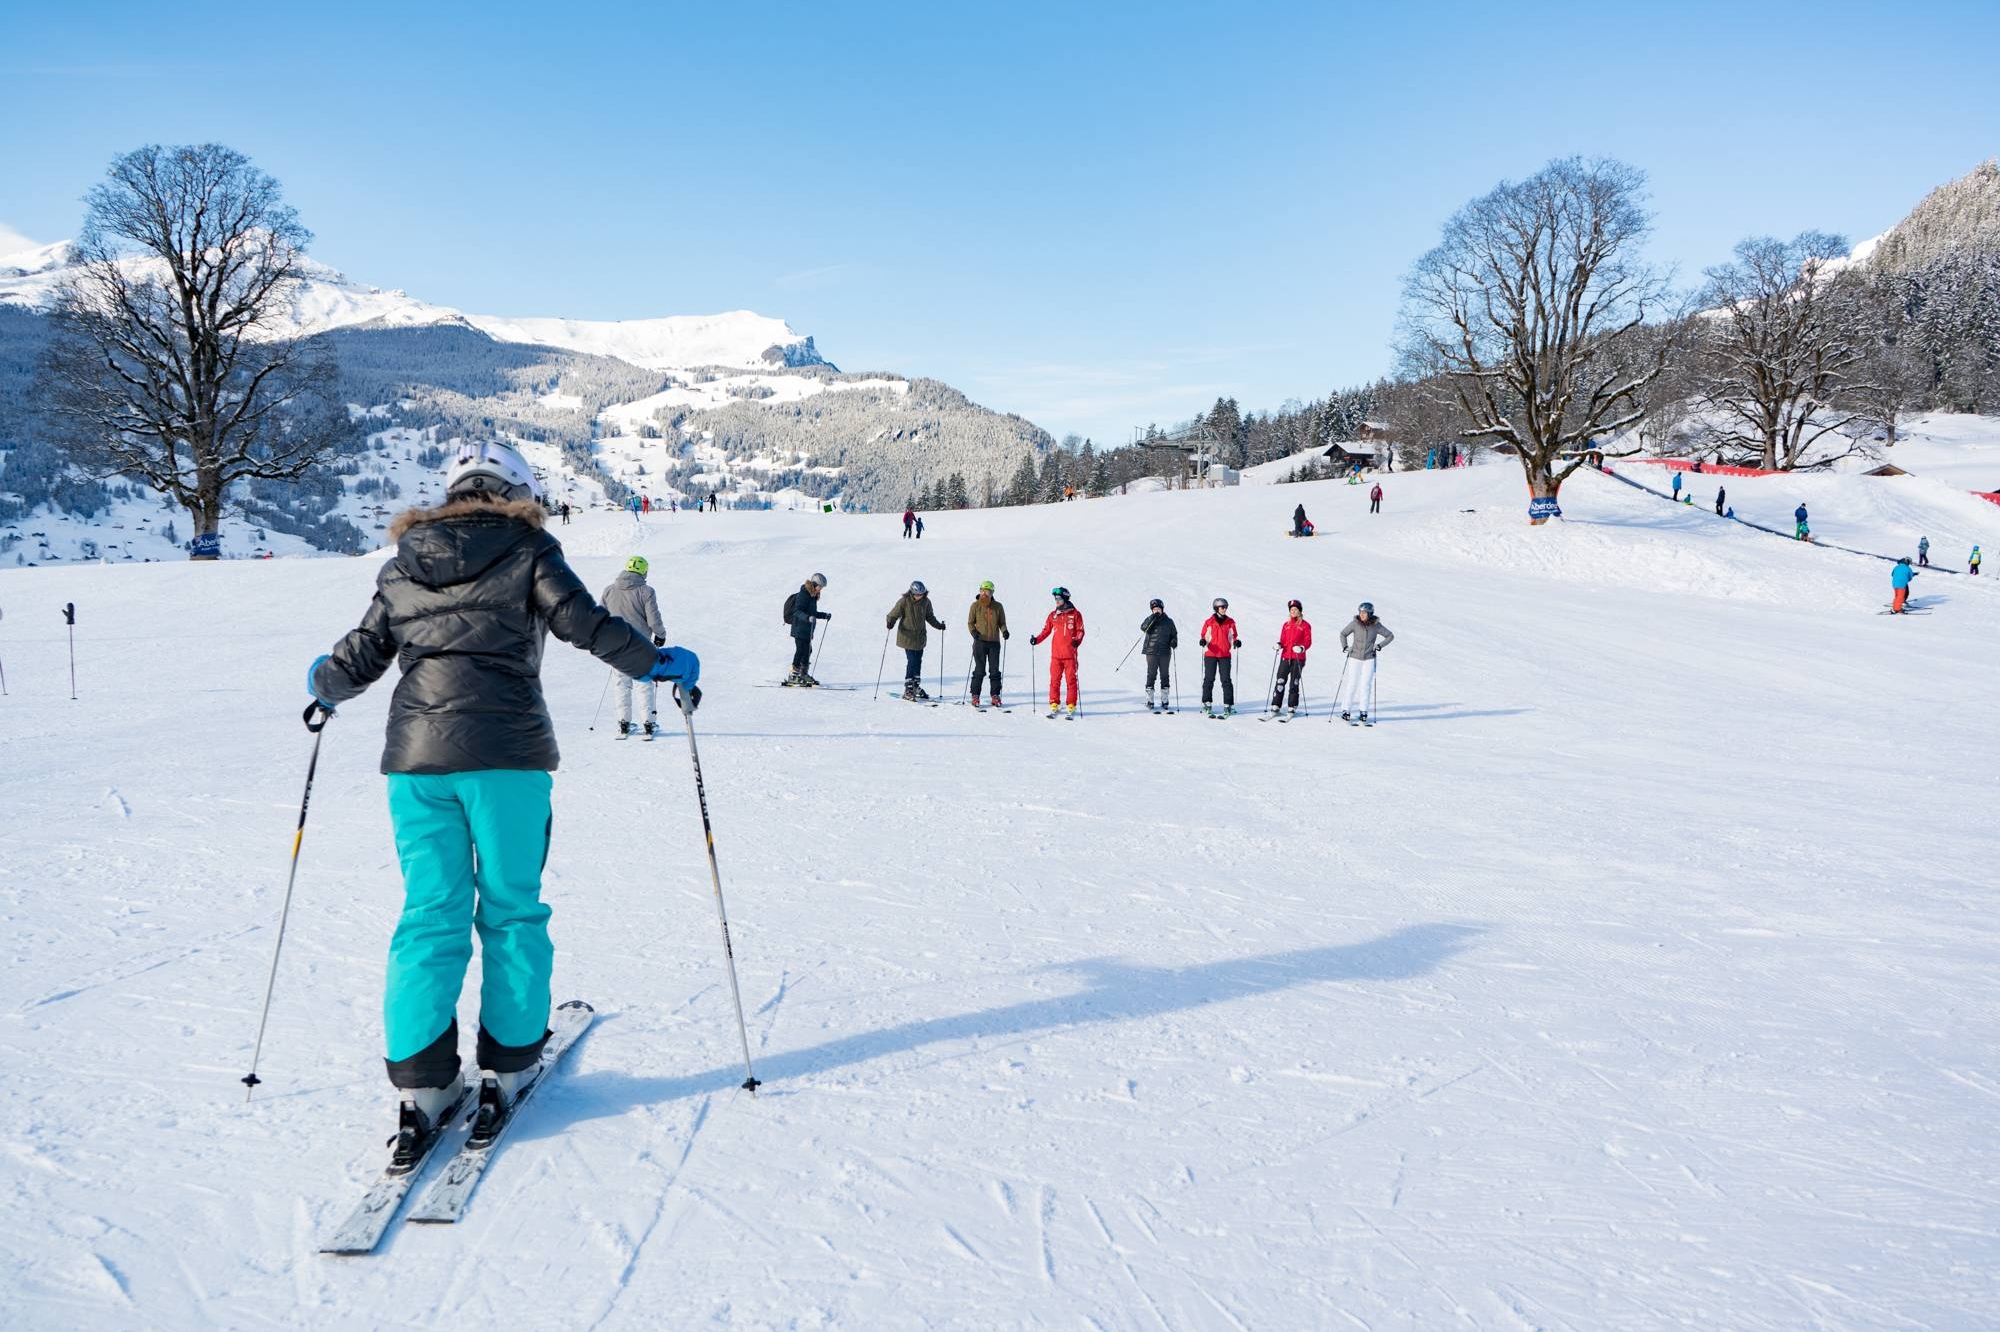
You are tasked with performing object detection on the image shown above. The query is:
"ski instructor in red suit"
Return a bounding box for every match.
[1030,586,1085,716]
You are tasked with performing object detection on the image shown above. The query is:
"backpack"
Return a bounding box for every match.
[782,592,798,625]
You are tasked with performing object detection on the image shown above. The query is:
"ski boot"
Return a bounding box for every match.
[901,685,921,701]
[617,720,633,737]
[1340,711,1352,723]
[798,672,820,688]
[1145,689,1157,712]
[991,695,1003,709]
[1066,704,1078,718]
[1047,703,1061,717]
[389,1076,465,1176]
[642,719,657,738]
[1202,704,1214,717]
[1223,705,1236,717]
[915,685,932,700]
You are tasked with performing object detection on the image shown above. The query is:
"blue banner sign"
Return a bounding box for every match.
[1528,496,1562,520]
[190,532,223,558]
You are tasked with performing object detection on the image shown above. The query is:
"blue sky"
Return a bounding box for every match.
[5,0,1996,445]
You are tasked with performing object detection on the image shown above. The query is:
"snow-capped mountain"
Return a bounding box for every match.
[0,242,827,373]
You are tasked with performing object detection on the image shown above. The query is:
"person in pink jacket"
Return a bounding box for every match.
[1271,600,1312,716]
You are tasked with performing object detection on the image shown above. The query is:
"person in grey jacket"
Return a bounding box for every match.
[784,574,831,685]
[307,440,700,1150]
[602,555,667,735]
[1334,601,1394,722]
[1139,599,1178,710]
[887,580,947,700]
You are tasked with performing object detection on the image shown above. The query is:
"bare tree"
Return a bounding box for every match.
[1695,232,1873,469]
[44,144,341,557]
[1399,157,1677,520]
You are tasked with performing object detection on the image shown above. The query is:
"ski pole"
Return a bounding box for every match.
[810,618,833,679]
[63,602,76,699]
[1173,646,1181,713]
[872,627,891,700]
[938,636,945,702]
[587,666,615,731]
[242,701,333,1101]
[1370,653,1380,719]
[1113,634,1141,673]
[0,606,8,696]
[964,646,976,701]
[1330,659,1352,723]
[675,690,761,1096]
[1265,647,1280,711]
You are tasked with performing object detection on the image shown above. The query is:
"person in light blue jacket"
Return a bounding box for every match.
[1890,557,1917,613]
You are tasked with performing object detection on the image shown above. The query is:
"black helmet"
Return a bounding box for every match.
[909,580,928,595]
[1358,601,1375,615]
[1148,597,1163,609]
[1051,586,1070,599]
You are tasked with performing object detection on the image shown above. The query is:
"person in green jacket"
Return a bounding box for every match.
[966,580,1010,707]
[887,580,947,700]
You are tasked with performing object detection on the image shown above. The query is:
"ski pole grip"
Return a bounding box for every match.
[303,701,334,732]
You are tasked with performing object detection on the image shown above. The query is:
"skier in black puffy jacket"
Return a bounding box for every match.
[783,573,831,685]
[1139,598,1178,710]
[307,440,698,1155]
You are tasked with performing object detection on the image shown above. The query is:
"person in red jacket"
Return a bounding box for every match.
[1198,598,1241,717]
[1369,483,1384,514]
[1029,586,1086,716]
[1271,600,1312,716]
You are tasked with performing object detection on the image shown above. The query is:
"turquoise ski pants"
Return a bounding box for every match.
[384,770,554,1065]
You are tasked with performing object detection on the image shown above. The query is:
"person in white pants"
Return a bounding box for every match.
[601,556,668,735]
[1335,602,1393,721]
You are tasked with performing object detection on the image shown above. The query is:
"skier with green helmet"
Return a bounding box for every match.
[966,579,1009,708]
[602,555,667,736]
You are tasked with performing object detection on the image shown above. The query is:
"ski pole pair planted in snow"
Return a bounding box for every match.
[64,602,77,699]
[241,693,763,1101]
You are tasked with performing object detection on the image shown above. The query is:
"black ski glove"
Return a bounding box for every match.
[653,635,666,647]
[1001,630,1010,640]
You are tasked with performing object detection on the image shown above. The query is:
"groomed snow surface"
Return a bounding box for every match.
[3,462,1997,1329]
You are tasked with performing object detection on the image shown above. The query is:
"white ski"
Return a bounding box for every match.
[318,1083,475,1255]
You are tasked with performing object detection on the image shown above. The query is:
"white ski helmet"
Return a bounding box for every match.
[445,439,542,502]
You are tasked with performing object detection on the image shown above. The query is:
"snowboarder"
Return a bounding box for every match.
[967,580,1009,706]
[1030,587,1085,716]
[1369,482,1383,514]
[1795,503,1810,541]
[1972,545,1984,576]
[1198,598,1241,716]
[783,573,831,685]
[1336,601,1394,724]
[1917,535,1930,567]
[902,508,916,539]
[1715,486,1726,516]
[1139,598,1177,711]
[886,580,946,699]
[1292,503,1311,537]
[1890,557,1917,613]
[306,440,697,1146]
[1671,472,1682,501]
[1271,600,1311,715]
[602,555,667,735]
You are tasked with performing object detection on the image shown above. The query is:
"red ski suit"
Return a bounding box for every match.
[1278,617,1312,657]
[1031,604,1085,705]
[1200,614,1240,657]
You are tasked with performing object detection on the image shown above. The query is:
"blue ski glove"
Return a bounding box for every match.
[649,646,700,686]
[306,654,335,707]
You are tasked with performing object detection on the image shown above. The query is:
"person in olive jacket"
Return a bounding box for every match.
[307,441,700,1143]
[966,580,1009,706]
[887,579,947,700]
[1139,598,1178,711]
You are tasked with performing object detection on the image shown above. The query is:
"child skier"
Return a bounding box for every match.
[1271,600,1311,716]
[1335,601,1394,724]
[307,440,698,1161]
[783,573,831,685]
[967,580,1009,707]
[1972,545,1983,576]
[1139,598,1178,711]
[1890,557,1917,613]
[1198,598,1242,717]
[1030,587,1086,716]
[1917,536,1930,567]
[1369,482,1384,514]
[602,555,667,736]
[886,580,947,700]
[1795,503,1810,540]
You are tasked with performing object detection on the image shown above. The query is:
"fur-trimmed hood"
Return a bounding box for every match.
[391,495,550,591]
[388,495,546,541]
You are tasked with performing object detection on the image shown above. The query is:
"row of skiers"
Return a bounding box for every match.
[783,575,1395,719]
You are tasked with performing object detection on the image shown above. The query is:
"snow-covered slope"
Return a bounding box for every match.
[0,242,822,371]
[2,461,1994,1327]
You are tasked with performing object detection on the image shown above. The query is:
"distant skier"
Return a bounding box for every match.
[1715,486,1726,516]
[902,507,916,539]
[1271,600,1311,716]
[641,495,651,515]
[1671,472,1682,501]
[707,492,718,513]
[1030,587,1086,716]
[306,440,696,1152]
[967,580,1009,707]
[886,580,946,700]
[628,494,642,524]
[1292,503,1311,537]
[602,555,668,735]
[1794,503,1810,541]
[1198,598,1241,717]
[1890,557,1918,613]
[559,501,571,525]
[1917,535,1930,567]
[1336,601,1394,724]
[1972,545,1984,576]
[1139,598,1178,711]
[783,573,831,685]
[1369,482,1383,514]
[916,514,925,539]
